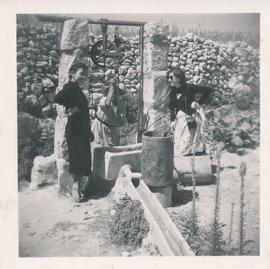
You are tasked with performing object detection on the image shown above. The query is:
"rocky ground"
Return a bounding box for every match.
[169,148,260,255]
[19,147,259,257]
[19,177,156,257]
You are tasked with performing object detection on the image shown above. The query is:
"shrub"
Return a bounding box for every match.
[108,194,150,249]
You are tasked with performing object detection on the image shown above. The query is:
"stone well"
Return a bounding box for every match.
[54,21,172,191]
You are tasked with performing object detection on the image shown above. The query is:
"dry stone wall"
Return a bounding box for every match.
[17,24,259,120]
[17,24,59,118]
[168,33,259,101]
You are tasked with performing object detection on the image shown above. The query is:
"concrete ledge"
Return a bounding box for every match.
[174,154,213,184]
[105,150,141,180]
[93,143,142,180]
[112,165,194,256]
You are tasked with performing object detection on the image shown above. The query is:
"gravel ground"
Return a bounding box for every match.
[168,148,260,255]
[19,148,259,256]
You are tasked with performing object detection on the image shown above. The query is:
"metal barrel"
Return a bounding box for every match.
[141,131,174,188]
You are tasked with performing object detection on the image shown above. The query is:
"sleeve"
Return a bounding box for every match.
[54,83,75,109]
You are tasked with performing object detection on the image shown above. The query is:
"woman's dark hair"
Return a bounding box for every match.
[69,63,88,80]
[166,67,187,89]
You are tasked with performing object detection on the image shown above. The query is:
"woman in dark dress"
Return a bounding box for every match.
[55,63,93,202]
[167,67,213,156]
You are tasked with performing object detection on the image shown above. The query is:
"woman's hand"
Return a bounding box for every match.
[105,81,117,106]
[191,101,206,122]
[191,101,200,110]
[67,106,80,116]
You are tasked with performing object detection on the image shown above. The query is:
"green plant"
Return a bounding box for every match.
[170,210,237,255]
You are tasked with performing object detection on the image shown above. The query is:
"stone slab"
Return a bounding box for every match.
[173,154,214,185]
[105,150,141,180]
[143,22,169,72]
[93,144,142,180]
[60,19,89,51]
[143,71,171,134]
[30,154,57,189]
[145,108,171,134]
[144,44,169,72]
[143,71,170,110]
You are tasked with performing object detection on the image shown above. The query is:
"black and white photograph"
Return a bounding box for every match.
[0,0,270,268]
[17,13,260,257]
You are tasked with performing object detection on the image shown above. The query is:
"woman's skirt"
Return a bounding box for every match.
[65,121,91,176]
[174,107,206,157]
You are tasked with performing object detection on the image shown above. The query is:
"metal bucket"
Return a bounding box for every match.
[141,131,174,188]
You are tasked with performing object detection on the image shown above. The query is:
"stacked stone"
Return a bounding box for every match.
[167,32,259,100]
[17,24,59,118]
[17,25,260,118]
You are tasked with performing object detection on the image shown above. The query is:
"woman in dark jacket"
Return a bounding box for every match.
[55,63,93,202]
[167,67,213,156]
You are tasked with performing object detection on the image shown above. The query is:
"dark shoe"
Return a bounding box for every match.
[79,192,87,202]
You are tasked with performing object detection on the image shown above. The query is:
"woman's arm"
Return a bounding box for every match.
[105,83,115,106]
[67,106,80,116]
[55,83,77,109]
[103,78,118,106]
[54,85,69,106]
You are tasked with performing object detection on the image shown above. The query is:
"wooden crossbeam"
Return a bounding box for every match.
[36,15,146,27]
